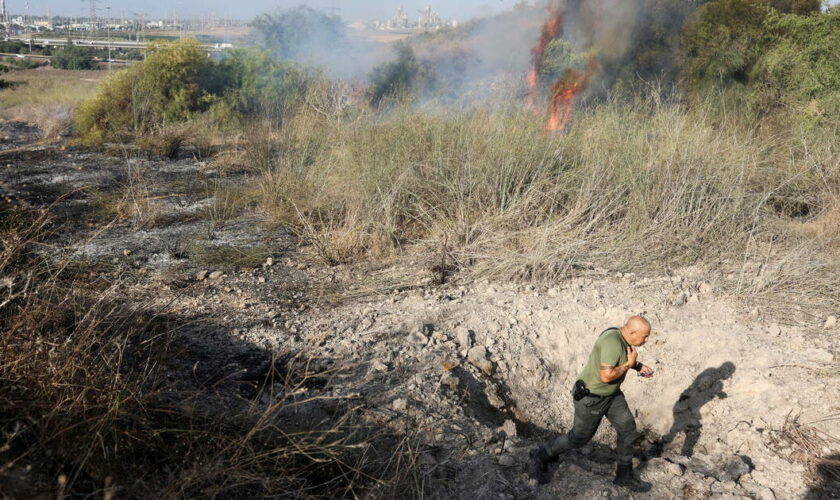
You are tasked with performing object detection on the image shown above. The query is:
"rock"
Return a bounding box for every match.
[768,323,781,336]
[455,326,473,351]
[408,328,429,346]
[671,292,687,306]
[467,345,494,375]
[440,373,459,390]
[498,455,516,466]
[208,271,224,280]
[699,281,713,295]
[825,315,837,329]
[501,419,517,438]
[672,453,750,482]
[392,398,408,412]
[520,350,542,372]
[123,249,132,256]
[485,386,505,409]
[371,360,389,372]
[264,257,274,267]
[196,270,209,281]
[740,478,776,500]
[257,276,266,284]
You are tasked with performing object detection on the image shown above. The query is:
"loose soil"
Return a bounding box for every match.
[0,121,837,499]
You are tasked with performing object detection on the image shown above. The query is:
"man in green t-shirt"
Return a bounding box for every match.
[530,316,655,491]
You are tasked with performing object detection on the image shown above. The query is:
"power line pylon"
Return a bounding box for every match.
[1,0,10,40]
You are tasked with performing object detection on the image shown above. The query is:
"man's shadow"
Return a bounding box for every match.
[659,361,736,457]
[807,454,840,499]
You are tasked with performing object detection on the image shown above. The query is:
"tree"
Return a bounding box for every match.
[369,43,433,105]
[251,6,345,61]
[51,43,96,70]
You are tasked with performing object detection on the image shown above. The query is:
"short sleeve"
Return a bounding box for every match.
[598,336,622,367]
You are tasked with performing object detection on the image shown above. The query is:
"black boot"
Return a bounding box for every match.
[613,463,651,492]
[529,446,554,484]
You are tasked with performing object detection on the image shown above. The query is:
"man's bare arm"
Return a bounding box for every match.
[599,362,632,383]
[598,346,638,383]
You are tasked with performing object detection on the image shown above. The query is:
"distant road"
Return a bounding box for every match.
[7,37,231,53]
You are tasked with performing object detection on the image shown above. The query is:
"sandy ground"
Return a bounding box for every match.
[1,121,838,499]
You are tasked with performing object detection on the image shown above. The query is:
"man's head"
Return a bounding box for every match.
[620,315,651,346]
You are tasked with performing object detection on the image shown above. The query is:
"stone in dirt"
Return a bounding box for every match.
[392,398,408,411]
[440,373,459,390]
[195,270,209,281]
[671,453,751,483]
[498,455,516,466]
[768,323,781,336]
[208,271,224,280]
[467,345,494,375]
[501,419,517,438]
[455,326,473,351]
[825,315,837,329]
[371,359,389,372]
[409,327,429,346]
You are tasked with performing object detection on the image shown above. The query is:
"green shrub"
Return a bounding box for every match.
[214,49,312,122]
[75,40,218,143]
[369,43,434,106]
[51,43,97,70]
[681,0,771,87]
[540,39,587,82]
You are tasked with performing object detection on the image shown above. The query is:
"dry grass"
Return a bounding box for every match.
[0,204,427,498]
[0,68,103,141]
[239,92,840,312]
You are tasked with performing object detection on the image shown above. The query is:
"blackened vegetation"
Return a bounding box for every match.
[0,204,424,498]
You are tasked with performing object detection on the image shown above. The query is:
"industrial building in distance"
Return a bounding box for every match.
[372,6,458,32]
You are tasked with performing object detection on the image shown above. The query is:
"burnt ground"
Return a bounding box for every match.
[0,121,838,499]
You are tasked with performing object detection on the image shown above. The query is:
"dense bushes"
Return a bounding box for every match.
[51,44,96,70]
[75,40,314,144]
[681,1,840,121]
[214,49,312,121]
[369,43,434,106]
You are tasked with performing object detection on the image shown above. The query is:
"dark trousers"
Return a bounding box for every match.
[546,392,637,465]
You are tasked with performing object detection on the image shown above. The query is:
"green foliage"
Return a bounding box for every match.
[251,6,345,60]
[767,0,821,14]
[681,0,771,86]
[369,43,433,106]
[682,2,840,123]
[751,10,840,120]
[75,40,217,143]
[139,40,215,123]
[51,43,97,70]
[539,39,586,81]
[601,0,711,88]
[0,41,25,54]
[214,49,312,122]
[75,41,315,144]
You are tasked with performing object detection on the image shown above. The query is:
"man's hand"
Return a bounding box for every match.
[638,364,654,379]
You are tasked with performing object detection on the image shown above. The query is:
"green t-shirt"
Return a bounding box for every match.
[578,328,629,396]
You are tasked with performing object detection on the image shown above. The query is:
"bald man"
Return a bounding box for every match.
[530,316,655,491]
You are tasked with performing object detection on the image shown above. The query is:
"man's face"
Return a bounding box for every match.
[628,328,651,346]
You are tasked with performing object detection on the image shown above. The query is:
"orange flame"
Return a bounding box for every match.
[546,59,598,132]
[527,6,564,110]
[526,1,600,132]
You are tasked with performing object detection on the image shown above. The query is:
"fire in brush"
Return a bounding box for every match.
[527,0,599,132]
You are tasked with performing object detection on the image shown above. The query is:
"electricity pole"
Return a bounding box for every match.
[1,0,9,40]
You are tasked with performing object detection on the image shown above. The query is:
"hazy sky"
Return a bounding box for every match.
[18,1,523,22]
